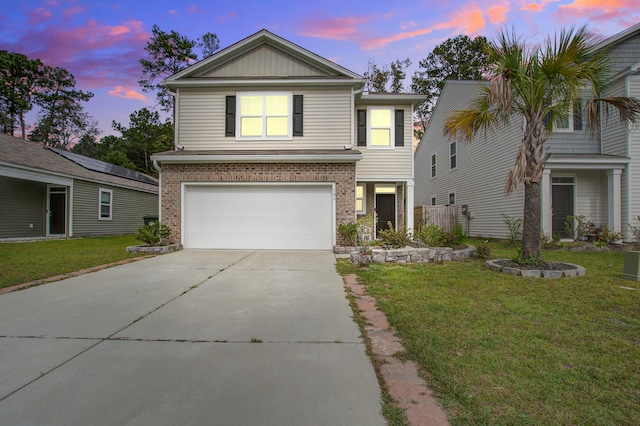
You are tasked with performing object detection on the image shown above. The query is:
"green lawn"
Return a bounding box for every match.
[0,235,146,289]
[340,239,640,425]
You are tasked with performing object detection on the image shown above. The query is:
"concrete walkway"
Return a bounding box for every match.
[0,250,385,425]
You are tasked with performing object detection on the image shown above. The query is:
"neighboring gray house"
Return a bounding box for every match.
[151,30,425,250]
[0,133,159,239]
[415,23,640,240]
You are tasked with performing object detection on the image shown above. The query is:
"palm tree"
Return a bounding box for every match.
[444,25,640,260]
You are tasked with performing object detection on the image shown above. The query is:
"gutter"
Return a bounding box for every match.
[153,160,162,222]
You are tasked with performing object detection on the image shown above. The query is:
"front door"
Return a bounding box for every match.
[552,184,573,238]
[376,193,396,232]
[48,187,67,235]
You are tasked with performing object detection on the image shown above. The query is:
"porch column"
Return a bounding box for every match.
[541,169,552,236]
[607,169,622,234]
[407,180,415,235]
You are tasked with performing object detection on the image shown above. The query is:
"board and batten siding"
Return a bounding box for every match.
[415,81,524,239]
[0,176,46,238]
[177,88,352,150]
[572,170,606,227]
[354,103,414,180]
[72,180,158,236]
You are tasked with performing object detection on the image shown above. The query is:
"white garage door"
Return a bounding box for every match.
[184,184,334,250]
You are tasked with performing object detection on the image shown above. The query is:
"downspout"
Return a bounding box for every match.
[345,86,365,150]
[173,87,184,150]
[153,160,163,223]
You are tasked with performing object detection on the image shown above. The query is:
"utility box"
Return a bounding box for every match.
[622,251,640,281]
[143,215,159,226]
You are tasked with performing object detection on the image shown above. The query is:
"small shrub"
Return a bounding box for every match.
[598,225,622,244]
[338,222,359,246]
[540,233,561,249]
[501,213,523,244]
[451,223,466,243]
[416,223,446,247]
[136,222,171,246]
[356,214,374,245]
[474,241,491,259]
[564,215,589,241]
[378,222,411,249]
[628,215,640,241]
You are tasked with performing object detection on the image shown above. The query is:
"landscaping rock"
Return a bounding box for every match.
[521,269,541,278]
[126,244,183,254]
[542,270,563,279]
[502,267,522,276]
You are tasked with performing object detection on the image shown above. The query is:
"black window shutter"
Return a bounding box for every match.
[357,109,366,146]
[573,99,583,131]
[395,109,404,146]
[293,95,303,136]
[225,96,236,137]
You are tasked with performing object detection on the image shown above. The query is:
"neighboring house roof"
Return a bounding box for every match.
[592,23,640,52]
[0,133,158,193]
[164,29,364,89]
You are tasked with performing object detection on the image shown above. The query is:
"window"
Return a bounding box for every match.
[554,106,573,132]
[99,188,112,220]
[369,107,393,148]
[431,196,437,206]
[356,184,366,214]
[236,92,292,139]
[448,192,456,205]
[450,142,457,169]
[431,154,437,178]
[357,108,404,148]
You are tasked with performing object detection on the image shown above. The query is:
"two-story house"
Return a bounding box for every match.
[151,30,425,250]
[415,23,640,240]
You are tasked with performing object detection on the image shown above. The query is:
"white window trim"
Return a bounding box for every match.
[448,191,456,205]
[553,104,574,133]
[449,141,457,170]
[431,153,437,178]
[356,183,366,214]
[99,188,113,221]
[367,106,395,150]
[236,91,293,140]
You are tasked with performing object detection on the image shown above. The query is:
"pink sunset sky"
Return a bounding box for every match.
[2,0,639,137]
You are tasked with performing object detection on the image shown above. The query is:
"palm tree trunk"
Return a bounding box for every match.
[522,181,541,259]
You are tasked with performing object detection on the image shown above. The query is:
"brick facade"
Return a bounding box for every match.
[160,162,356,245]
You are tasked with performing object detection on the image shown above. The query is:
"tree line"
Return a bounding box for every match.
[1,26,486,174]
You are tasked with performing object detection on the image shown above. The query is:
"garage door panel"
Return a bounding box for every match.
[184,184,334,250]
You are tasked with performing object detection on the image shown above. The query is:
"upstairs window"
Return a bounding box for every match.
[450,142,457,169]
[99,188,112,220]
[431,153,437,178]
[239,93,290,138]
[369,107,393,148]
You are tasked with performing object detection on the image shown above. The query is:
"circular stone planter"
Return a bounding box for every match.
[126,244,183,254]
[486,259,585,278]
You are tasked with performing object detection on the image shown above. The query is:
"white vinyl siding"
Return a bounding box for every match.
[177,88,351,150]
[627,75,640,237]
[600,78,628,157]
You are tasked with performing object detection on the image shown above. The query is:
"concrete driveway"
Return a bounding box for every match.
[0,250,384,425]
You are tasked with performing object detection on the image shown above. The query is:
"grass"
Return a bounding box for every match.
[0,235,146,289]
[342,239,640,425]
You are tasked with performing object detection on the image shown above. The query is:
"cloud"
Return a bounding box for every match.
[521,0,559,12]
[217,12,237,22]
[28,8,53,25]
[299,14,372,41]
[108,86,146,100]
[362,8,486,50]
[168,10,177,15]
[64,6,85,17]
[487,4,509,23]
[557,0,639,22]
[4,19,150,91]
[187,5,201,14]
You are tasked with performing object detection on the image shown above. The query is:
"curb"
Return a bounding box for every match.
[0,255,157,295]
[342,274,450,426]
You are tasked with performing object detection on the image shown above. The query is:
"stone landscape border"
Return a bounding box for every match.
[486,259,586,278]
[338,245,475,264]
[126,244,183,254]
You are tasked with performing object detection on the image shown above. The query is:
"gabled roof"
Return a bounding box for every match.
[0,133,158,193]
[164,29,364,89]
[592,22,640,52]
